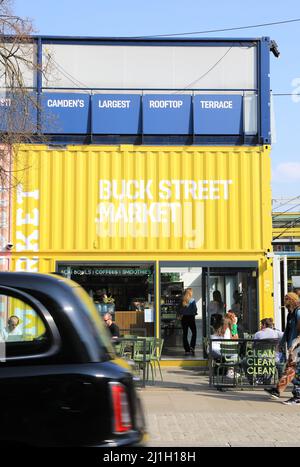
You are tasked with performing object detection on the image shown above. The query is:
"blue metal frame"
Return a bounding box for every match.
[36,37,43,134]
[259,37,271,144]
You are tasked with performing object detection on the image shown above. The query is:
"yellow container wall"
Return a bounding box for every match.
[12,144,272,255]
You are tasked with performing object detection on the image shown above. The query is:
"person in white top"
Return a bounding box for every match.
[210,316,239,379]
[254,317,283,341]
[252,317,284,383]
[210,316,231,357]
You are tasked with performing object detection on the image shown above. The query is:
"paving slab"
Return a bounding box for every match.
[139,367,300,447]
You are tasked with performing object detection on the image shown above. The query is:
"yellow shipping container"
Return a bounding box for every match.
[12,144,272,253]
[10,144,273,359]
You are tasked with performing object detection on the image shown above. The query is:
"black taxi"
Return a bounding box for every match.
[0,272,146,447]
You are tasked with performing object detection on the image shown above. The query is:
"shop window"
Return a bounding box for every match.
[273,245,296,252]
[57,263,155,337]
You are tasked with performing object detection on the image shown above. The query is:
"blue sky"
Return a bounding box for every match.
[14,0,300,201]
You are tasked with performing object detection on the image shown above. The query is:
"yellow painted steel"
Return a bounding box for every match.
[272,212,300,239]
[273,228,300,238]
[160,359,208,368]
[12,144,272,253]
[10,144,273,320]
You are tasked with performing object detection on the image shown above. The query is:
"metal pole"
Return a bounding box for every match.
[283,255,288,296]
[143,338,146,387]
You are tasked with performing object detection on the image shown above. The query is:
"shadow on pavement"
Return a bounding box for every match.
[143,367,290,403]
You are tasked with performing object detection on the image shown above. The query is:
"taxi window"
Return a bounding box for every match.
[0,294,50,360]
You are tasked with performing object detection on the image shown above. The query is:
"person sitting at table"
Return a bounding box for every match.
[241,318,283,385]
[254,317,283,340]
[225,311,239,339]
[210,317,231,358]
[103,313,120,339]
[254,317,285,380]
[210,317,238,379]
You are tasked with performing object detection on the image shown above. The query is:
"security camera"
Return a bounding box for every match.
[270,40,280,58]
[6,243,14,250]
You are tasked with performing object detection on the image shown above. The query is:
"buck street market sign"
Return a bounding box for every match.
[95,178,233,248]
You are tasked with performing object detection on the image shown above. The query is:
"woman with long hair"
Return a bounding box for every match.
[178,287,198,356]
[225,311,239,339]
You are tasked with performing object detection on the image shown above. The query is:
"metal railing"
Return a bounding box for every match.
[208,338,286,389]
[119,328,146,337]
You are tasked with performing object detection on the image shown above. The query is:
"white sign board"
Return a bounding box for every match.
[144,308,154,323]
[292,276,300,288]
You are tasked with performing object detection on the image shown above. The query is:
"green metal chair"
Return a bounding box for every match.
[133,338,154,383]
[215,341,242,388]
[121,337,137,360]
[114,340,127,357]
[150,338,164,381]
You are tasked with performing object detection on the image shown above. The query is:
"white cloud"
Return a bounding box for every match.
[272,162,300,182]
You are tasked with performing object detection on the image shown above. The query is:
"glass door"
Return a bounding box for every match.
[203,267,258,338]
[160,266,203,357]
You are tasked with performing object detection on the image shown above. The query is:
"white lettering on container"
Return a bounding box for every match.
[149,100,183,109]
[47,99,85,108]
[15,258,39,272]
[200,100,233,109]
[16,185,39,253]
[0,98,11,107]
[98,100,131,109]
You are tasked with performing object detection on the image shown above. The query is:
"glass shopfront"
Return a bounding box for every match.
[57,262,155,337]
[57,261,258,358]
[160,262,258,358]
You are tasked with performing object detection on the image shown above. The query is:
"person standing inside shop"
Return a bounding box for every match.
[178,288,197,356]
[208,290,224,331]
[264,293,300,399]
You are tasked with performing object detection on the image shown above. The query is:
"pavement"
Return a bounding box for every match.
[138,367,300,447]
